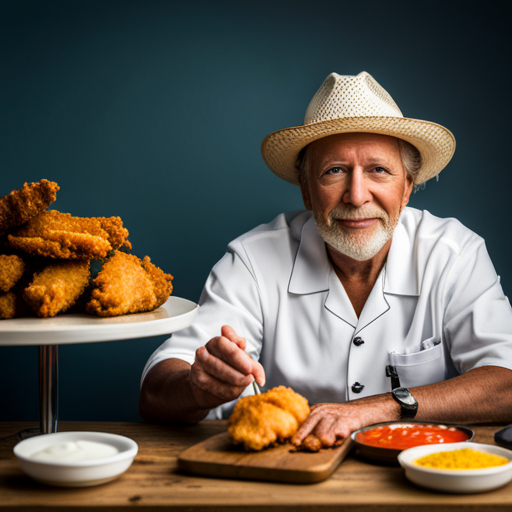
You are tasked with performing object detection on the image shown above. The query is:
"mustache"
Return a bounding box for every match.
[328,205,388,221]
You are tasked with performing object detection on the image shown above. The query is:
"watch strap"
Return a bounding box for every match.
[391,387,418,419]
[398,402,417,418]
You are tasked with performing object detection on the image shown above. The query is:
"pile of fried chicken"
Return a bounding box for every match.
[0,179,173,319]
[227,385,328,452]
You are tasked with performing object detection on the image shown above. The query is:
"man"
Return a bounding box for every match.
[139,72,512,447]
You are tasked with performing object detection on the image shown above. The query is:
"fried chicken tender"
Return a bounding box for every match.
[0,254,25,292]
[8,210,130,260]
[9,230,111,260]
[228,386,310,451]
[141,255,173,308]
[86,251,173,317]
[23,260,91,318]
[0,292,17,319]
[0,290,32,319]
[293,433,344,452]
[97,217,132,251]
[0,180,59,235]
[298,435,324,452]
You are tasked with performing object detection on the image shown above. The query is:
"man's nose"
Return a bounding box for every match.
[343,170,371,207]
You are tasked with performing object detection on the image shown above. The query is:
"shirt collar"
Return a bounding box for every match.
[383,212,421,296]
[288,214,330,294]
[288,210,420,297]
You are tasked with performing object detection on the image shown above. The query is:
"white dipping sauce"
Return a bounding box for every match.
[30,440,119,462]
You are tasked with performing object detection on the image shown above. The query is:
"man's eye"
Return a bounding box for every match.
[373,167,389,174]
[326,167,343,175]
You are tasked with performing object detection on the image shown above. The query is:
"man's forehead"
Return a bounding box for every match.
[307,133,401,162]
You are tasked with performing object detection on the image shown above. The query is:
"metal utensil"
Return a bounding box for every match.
[252,380,262,395]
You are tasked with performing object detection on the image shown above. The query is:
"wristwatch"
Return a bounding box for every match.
[391,387,418,419]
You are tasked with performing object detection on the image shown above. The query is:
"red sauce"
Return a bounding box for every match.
[356,424,469,450]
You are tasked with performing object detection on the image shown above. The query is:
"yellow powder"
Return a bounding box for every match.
[415,448,509,470]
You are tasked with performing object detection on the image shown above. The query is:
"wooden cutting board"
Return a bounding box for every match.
[178,432,354,484]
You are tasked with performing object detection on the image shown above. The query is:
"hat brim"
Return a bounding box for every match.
[261,116,456,185]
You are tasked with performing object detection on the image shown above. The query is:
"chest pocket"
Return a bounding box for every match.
[389,341,445,388]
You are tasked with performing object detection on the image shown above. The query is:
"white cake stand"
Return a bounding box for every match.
[0,296,198,434]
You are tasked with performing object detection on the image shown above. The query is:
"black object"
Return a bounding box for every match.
[391,387,418,418]
[351,382,364,393]
[495,425,512,449]
[386,365,401,389]
[353,337,365,346]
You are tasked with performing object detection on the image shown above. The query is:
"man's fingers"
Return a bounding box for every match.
[206,336,254,376]
[332,418,350,445]
[195,346,254,388]
[190,361,248,403]
[293,410,321,444]
[313,416,337,446]
[207,332,266,387]
[294,401,368,448]
[196,327,266,394]
[221,325,246,350]
[251,360,266,387]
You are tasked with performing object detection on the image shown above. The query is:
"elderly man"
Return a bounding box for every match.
[139,72,512,446]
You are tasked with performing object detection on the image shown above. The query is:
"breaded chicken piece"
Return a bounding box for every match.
[0,180,59,235]
[0,290,32,319]
[298,435,324,452]
[23,260,91,318]
[294,433,344,452]
[0,292,17,319]
[86,251,173,317]
[141,256,173,308]
[9,231,111,260]
[8,210,129,260]
[263,386,312,422]
[228,386,310,451]
[0,254,25,292]
[97,217,131,251]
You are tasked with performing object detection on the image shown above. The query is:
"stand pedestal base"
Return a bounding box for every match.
[39,345,58,434]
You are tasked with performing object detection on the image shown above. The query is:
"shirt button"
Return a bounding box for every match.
[352,382,364,393]
[353,337,364,346]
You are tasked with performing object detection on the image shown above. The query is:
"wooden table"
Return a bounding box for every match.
[1,421,511,511]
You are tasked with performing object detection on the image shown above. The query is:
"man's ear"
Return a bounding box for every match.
[299,175,312,211]
[402,176,414,209]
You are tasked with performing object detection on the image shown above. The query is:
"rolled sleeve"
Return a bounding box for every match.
[140,245,264,387]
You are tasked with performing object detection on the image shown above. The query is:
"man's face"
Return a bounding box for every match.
[299,133,414,262]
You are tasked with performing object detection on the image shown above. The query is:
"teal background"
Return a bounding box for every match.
[1,0,510,421]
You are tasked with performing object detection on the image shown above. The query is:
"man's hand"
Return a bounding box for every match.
[292,394,399,448]
[292,366,512,448]
[189,325,266,410]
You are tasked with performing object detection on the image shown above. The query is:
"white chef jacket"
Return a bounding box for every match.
[141,207,512,419]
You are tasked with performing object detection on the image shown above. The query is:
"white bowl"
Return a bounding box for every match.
[14,431,138,487]
[398,442,512,494]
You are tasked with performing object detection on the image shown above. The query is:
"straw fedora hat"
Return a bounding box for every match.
[261,71,456,185]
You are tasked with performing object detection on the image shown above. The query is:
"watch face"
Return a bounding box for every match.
[394,387,417,406]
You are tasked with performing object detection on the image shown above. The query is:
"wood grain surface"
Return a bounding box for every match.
[178,431,354,483]
[1,421,512,512]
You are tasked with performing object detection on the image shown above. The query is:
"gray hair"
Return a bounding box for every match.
[396,139,422,184]
[296,137,422,184]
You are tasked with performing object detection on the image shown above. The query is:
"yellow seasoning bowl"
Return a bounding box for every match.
[415,447,509,470]
[398,442,512,494]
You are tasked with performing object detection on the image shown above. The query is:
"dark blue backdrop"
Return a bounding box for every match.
[1,0,510,421]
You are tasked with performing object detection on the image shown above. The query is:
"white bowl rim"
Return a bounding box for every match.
[14,431,138,468]
[398,442,512,476]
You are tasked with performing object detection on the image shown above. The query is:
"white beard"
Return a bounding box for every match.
[314,205,399,261]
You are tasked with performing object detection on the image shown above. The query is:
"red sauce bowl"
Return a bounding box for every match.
[351,421,475,465]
